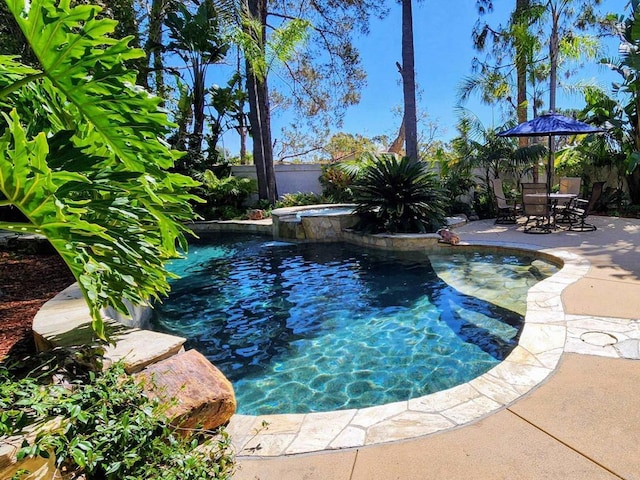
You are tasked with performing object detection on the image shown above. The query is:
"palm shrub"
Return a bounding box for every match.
[352,153,447,233]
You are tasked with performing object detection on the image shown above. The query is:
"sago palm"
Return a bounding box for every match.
[352,153,446,234]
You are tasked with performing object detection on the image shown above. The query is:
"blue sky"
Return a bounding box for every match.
[218,0,629,157]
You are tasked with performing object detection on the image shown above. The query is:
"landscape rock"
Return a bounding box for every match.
[135,349,236,433]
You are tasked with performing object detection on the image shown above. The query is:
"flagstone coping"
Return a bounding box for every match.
[224,240,638,457]
[30,232,640,457]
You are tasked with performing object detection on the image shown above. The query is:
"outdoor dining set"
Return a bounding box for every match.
[491,177,605,234]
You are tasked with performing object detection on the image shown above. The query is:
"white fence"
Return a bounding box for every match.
[231,163,324,198]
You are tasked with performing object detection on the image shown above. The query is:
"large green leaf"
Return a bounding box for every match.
[0,0,199,340]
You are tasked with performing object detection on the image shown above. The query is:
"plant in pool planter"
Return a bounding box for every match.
[352,153,447,233]
[0,349,235,480]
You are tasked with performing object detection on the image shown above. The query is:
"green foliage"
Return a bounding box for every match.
[0,352,234,480]
[166,2,229,64]
[319,145,396,204]
[323,132,377,161]
[450,113,545,193]
[472,187,496,220]
[165,1,231,160]
[319,164,356,202]
[196,169,256,219]
[352,153,447,234]
[469,0,606,114]
[234,14,310,80]
[0,0,199,339]
[586,1,640,204]
[439,169,477,216]
[275,192,326,208]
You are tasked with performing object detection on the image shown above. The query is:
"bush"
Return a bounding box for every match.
[196,170,257,220]
[440,170,476,216]
[472,187,495,220]
[0,350,235,480]
[319,164,356,202]
[275,192,326,208]
[352,154,447,233]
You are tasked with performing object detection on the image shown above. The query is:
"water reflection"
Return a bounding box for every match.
[154,235,541,389]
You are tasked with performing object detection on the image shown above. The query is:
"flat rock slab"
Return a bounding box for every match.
[136,349,236,432]
[33,284,186,373]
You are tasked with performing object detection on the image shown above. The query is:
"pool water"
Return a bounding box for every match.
[295,206,354,218]
[152,234,557,415]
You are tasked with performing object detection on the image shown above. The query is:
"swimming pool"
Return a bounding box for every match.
[151,234,557,415]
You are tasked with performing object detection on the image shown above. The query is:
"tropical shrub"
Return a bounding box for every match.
[1,350,235,480]
[439,168,477,217]
[352,154,447,233]
[472,185,497,220]
[275,191,326,208]
[319,164,356,202]
[0,0,198,338]
[196,169,257,219]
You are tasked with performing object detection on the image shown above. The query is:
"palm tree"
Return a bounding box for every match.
[400,0,418,161]
[165,1,229,161]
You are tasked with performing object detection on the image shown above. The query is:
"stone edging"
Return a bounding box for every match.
[29,219,591,458]
[31,284,187,374]
[226,241,590,457]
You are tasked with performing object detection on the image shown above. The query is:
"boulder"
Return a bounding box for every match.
[135,349,236,433]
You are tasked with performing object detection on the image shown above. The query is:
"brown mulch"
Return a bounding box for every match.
[0,250,75,362]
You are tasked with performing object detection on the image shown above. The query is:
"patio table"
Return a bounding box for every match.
[524,193,577,229]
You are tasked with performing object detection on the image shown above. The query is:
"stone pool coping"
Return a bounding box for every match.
[225,242,590,456]
[28,223,590,457]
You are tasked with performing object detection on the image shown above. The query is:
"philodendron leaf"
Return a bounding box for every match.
[0,0,200,340]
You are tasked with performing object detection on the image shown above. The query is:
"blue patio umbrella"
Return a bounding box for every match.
[497,113,603,194]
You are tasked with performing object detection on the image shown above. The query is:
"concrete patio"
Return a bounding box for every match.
[234,216,640,480]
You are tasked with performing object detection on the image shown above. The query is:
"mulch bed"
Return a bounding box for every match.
[0,250,75,362]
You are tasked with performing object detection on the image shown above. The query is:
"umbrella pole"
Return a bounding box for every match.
[546,135,555,229]
[547,135,554,195]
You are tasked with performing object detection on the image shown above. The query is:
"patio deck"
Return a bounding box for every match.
[234,216,640,480]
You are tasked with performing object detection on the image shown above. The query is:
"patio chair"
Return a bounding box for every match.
[555,177,582,223]
[491,178,520,224]
[565,181,605,232]
[521,183,551,234]
[559,177,582,196]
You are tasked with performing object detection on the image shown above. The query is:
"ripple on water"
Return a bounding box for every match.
[152,234,558,415]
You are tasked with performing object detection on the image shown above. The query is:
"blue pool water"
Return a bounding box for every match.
[295,206,354,218]
[152,234,557,415]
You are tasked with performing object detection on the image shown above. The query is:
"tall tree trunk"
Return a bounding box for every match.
[246,70,269,199]
[236,51,248,164]
[549,2,559,113]
[245,0,277,203]
[547,1,560,192]
[401,0,418,161]
[190,61,206,157]
[257,77,277,202]
[238,113,248,164]
[145,0,168,99]
[515,0,537,181]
